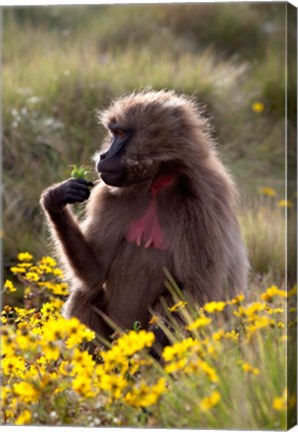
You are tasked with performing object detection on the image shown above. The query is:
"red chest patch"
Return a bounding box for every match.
[125,174,175,250]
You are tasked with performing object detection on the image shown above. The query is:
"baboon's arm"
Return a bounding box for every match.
[40,178,104,292]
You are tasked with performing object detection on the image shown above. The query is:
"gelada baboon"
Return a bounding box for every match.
[40,90,248,345]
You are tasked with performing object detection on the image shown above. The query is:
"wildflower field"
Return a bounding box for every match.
[2,3,297,430]
[1,249,297,428]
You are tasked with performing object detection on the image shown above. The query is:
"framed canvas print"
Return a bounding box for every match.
[1,1,297,430]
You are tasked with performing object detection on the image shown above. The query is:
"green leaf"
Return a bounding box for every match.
[70,165,91,180]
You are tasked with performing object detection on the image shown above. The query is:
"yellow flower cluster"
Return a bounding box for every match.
[259,187,276,197]
[2,308,165,425]
[200,390,221,411]
[3,279,17,293]
[260,285,287,302]
[4,254,69,311]
[186,315,212,331]
[2,254,170,426]
[168,300,187,312]
[272,388,296,411]
[116,330,155,356]
[204,301,226,313]
[125,378,166,407]
[251,102,265,113]
[1,253,294,427]
[242,362,260,376]
[277,199,292,208]
[257,187,294,209]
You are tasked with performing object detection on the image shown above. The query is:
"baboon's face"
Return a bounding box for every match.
[96,104,178,187]
[95,124,162,187]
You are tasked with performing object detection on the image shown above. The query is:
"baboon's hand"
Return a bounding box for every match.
[41,178,93,213]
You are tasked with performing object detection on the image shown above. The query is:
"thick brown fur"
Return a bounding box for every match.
[40,90,249,342]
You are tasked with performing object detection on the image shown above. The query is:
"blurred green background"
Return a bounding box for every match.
[2,3,296,271]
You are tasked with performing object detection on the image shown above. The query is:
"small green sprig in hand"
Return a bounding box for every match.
[70,165,93,181]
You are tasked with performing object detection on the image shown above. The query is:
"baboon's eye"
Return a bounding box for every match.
[113,129,127,140]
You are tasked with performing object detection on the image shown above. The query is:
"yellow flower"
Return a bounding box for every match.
[49,282,69,296]
[125,378,166,407]
[101,345,127,372]
[40,301,61,320]
[99,374,128,399]
[10,266,26,274]
[4,279,17,292]
[52,268,64,277]
[228,294,245,305]
[186,316,212,331]
[65,318,95,348]
[277,322,285,329]
[72,348,96,377]
[116,330,155,357]
[165,358,188,373]
[251,102,264,113]
[202,338,216,357]
[168,301,187,312]
[59,360,73,376]
[224,330,239,341]
[39,256,57,267]
[200,390,221,411]
[259,187,276,197]
[25,271,40,282]
[17,252,33,261]
[38,264,54,274]
[18,263,32,268]
[234,302,266,317]
[212,329,225,341]
[15,330,37,351]
[72,375,95,398]
[247,316,274,333]
[42,316,70,341]
[204,301,226,313]
[148,315,160,325]
[266,307,284,314]
[0,386,10,405]
[273,388,287,411]
[278,199,292,208]
[2,356,26,377]
[260,285,287,301]
[14,307,34,320]
[197,360,218,382]
[13,381,40,403]
[242,362,260,375]
[15,410,32,425]
[1,333,15,357]
[162,337,200,362]
[41,341,60,361]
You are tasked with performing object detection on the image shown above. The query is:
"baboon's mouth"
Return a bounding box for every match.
[101,172,126,187]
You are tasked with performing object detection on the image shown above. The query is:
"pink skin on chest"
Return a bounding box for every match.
[125,175,176,250]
